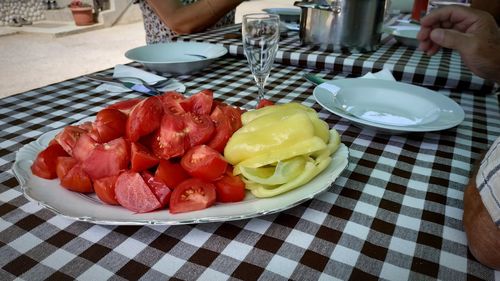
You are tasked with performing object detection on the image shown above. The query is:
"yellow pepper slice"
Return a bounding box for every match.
[241,103,317,125]
[239,156,306,185]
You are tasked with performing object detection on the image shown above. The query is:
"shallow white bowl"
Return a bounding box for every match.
[125,42,228,75]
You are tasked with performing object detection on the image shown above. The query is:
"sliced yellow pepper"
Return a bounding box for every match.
[239,156,306,185]
[241,103,318,125]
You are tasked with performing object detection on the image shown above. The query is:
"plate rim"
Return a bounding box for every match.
[124,42,228,64]
[12,124,349,225]
[313,78,465,133]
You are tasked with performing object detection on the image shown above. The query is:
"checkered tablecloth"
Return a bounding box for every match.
[176,24,496,93]
[1,57,499,280]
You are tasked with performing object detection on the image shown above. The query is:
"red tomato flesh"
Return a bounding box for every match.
[180,89,214,115]
[126,96,164,142]
[141,171,172,207]
[207,107,232,153]
[169,178,216,214]
[214,174,246,203]
[256,99,274,109]
[72,133,98,162]
[56,156,78,180]
[154,159,190,189]
[107,98,143,115]
[82,137,129,180]
[181,145,227,182]
[31,143,69,179]
[93,175,119,205]
[94,108,127,143]
[55,126,87,156]
[183,113,215,148]
[152,113,187,159]
[115,171,162,213]
[60,164,93,193]
[130,142,159,172]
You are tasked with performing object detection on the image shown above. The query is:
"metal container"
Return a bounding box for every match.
[294,0,387,53]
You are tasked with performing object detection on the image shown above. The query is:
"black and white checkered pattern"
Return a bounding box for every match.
[0,56,499,280]
[176,24,496,93]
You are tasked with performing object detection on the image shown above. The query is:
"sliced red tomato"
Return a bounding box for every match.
[72,133,98,162]
[141,171,172,207]
[154,159,190,189]
[207,106,232,153]
[183,113,215,148]
[152,113,187,159]
[56,156,78,180]
[180,90,213,115]
[214,174,246,203]
[107,98,143,115]
[256,99,274,109]
[93,175,119,205]
[31,143,69,179]
[82,137,129,180]
[94,108,127,143]
[78,121,94,133]
[220,105,243,133]
[159,92,186,115]
[55,125,87,156]
[169,178,216,214]
[130,142,159,172]
[181,145,227,182]
[60,163,93,193]
[126,96,164,142]
[115,171,162,213]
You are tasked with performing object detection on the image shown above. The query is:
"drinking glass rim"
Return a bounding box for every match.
[242,13,280,21]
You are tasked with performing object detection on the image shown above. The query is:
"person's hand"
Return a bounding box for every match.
[417,6,500,83]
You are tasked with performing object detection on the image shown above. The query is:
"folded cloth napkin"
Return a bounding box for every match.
[319,68,396,93]
[95,64,186,93]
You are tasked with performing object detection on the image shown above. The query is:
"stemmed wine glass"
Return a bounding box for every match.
[242,13,280,104]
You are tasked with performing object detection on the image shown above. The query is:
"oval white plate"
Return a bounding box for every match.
[12,126,348,225]
[313,79,465,134]
[125,42,228,75]
[383,25,420,48]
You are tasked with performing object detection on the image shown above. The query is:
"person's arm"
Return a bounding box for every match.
[146,0,243,34]
[416,6,500,83]
[463,152,500,270]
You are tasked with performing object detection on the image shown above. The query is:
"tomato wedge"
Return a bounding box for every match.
[152,113,187,159]
[207,106,232,153]
[107,98,143,115]
[141,171,172,207]
[159,92,186,115]
[59,163,93,193]
[154,159,190,189]
[94,108,127,143]
[183,113,215,148]
[72,133,98,162]
[126,96,164,142]
[181,145,227,182]
[181,90,213,115]
[31,143,69,179]
[220,105,243,133]
[55,125,87,156]
[82,137,129,180]
[130,142,159,172]
[256,99,274,109]
[169,178,216,214]
[56,156,78,180]
[115,171,162,213]
[93,175,119,205]
[214,174,246,203]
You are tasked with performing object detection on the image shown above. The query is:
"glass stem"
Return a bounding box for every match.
[255,75,267,102]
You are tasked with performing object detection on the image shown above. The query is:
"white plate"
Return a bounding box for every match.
[313,79,465,134]
[125,42,228,75]
[383,25,420,48]
[12,125,349,225]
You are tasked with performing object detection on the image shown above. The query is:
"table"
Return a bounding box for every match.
[1,35,500,280]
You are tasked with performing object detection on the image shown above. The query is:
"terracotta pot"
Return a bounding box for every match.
[70,6,94,26]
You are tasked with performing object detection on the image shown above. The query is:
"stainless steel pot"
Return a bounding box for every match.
[294,0,387,53]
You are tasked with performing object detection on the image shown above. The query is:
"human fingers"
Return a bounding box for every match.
[429,28,470,52]
[419,5,479,32]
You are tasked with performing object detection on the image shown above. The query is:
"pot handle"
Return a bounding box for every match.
[293,1,341,13]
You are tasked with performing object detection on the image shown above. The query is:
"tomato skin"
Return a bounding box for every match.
[207,107,233,153]
[181,145,228,182]
[60,164,93,193]
[130,142,159,172]
[82,137,129,180]
[256,99,274,109]
[181,90,214,115]
[126,96,164,142]
[31,143,69,179]
[93,175,119,205]
[115,171,162,213]
[107,98,143,115]
[154,159,190,189]
[152,113,187,159]
[95,108,127,143]
[183,113,215,148]
[55,126,87,156]
[169,178,216,214]
[141,171,172,207]
[214,174,246,203]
